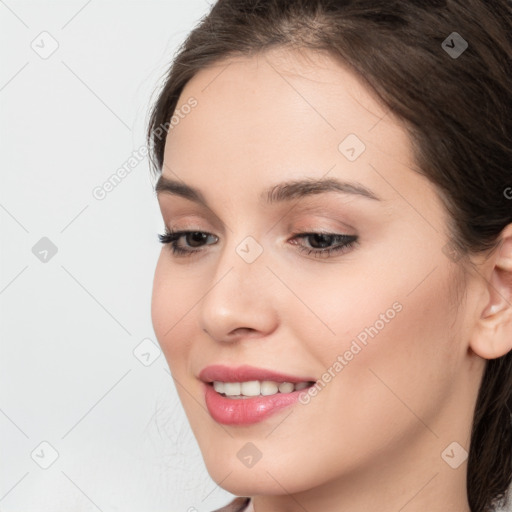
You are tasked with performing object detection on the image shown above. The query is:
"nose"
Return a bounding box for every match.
[198,240,279,344]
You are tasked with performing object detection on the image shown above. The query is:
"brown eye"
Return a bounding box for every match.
[186,232,209,247]
[158,230,218,256]
[290,232,358,259]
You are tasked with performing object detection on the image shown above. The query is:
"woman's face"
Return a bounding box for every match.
[152,48,483,502]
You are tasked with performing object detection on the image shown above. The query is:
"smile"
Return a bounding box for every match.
[199,365,317,425]
[212,380,311,398]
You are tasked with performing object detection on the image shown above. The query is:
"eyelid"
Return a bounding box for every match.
[163,213,356,233]
[291,222,355,234]
[160,201,359,231]
[158,203,225,230]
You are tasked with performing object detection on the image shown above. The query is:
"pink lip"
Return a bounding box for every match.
[198,364,315,384]
[199,365,316,425]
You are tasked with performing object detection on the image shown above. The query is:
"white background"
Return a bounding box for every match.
[1,1,235,511]
[1,1,511,511]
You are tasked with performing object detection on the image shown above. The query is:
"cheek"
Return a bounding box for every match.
[293,235,459,399]
[151,254,169,344]
[151,253,195,370]
[311,257,461,446]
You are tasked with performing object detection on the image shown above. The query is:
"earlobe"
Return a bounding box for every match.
[469,225,512,360]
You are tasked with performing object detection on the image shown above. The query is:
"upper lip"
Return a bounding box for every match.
[199,364,316,384]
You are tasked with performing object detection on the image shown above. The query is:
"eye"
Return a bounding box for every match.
[289,231,358,259]
[158,230,218,257]
[157,229,358,259]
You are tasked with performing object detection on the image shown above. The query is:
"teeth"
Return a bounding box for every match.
[261,381,279,395]
[212,380,311,397]
[278,382,294,393]
[213,381,224,393]
[223,382,240,395]
[240,381,261,396]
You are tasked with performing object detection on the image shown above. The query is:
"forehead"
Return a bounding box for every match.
[161,47,416,201]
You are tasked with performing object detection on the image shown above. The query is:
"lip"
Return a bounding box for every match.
[199,364,315,384]
[199,364,317,425]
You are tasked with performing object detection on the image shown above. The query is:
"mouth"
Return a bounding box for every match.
[199,365,317,425]
[209,379,315,399]
[199,363,316,386]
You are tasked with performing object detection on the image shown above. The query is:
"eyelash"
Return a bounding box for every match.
[157,229,358,259]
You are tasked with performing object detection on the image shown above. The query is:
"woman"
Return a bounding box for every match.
[147,1,512,511]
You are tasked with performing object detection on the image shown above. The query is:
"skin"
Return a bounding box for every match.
[151,47,512,512]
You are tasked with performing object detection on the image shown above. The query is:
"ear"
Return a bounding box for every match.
[469,223,512,360]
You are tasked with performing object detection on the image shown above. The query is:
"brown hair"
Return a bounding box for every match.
[146,1,512,510]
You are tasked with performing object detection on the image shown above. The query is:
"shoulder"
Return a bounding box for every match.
[211,496,251,512]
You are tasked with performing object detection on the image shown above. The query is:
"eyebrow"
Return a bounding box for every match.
[155,175,381,206]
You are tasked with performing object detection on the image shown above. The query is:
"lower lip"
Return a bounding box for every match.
[203,382,307,425]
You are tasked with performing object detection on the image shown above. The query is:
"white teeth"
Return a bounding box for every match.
[278,382,294,393]
[212,380,311,397]
[261,381,279,395]
[240,381,261,396]
[223,382,241,396]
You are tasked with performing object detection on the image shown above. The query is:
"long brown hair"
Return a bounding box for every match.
[146,1,512,510]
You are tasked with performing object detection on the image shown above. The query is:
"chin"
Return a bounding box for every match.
[207,469,292,497]
[202,452,325,497]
